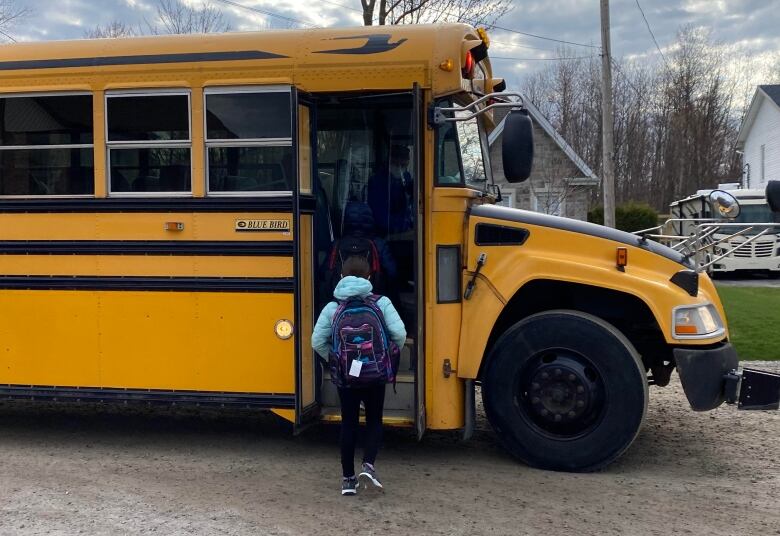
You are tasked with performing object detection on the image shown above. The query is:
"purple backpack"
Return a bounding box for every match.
[329,294,400,388]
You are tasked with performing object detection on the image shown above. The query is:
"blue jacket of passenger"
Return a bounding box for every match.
[312,276,407,360]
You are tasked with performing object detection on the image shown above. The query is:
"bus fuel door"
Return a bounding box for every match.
[464,253,487,300]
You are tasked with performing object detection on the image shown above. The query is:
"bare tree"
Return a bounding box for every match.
[84,21,138,39]
[149,0,231,34]
[522,25,744,213]
[0,0,30,42]
[361,0,511,28]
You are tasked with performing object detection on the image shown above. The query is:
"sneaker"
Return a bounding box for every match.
[358,462,383,490]
[341,476,357,496]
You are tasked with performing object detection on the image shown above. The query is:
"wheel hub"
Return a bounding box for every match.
[517,351,605,438]
[529,364,590,422]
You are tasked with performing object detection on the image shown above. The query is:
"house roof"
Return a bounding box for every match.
[488,97,599,184]
[736,84,780,150]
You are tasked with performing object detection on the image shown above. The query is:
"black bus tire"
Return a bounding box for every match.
[482,310,648,472]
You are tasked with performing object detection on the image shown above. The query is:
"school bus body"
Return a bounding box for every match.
[0,23,758,471]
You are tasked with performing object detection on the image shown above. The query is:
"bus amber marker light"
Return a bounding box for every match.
[616,247,628,270]
[274,319,294,340]
[439,59,454,72]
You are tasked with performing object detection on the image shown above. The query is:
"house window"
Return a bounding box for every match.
[533,189,565,217]
[760,144,765,185]
[0,93,94,197]
[496,187,516,208]
[106,90,192,195]
[205,87,293,195]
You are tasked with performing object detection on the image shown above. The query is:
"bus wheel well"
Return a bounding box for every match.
[480,279,671,383]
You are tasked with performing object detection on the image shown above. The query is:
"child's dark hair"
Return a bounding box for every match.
[341,255,371,279]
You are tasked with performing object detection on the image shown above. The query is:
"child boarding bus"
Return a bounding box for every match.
[0,24,778,472]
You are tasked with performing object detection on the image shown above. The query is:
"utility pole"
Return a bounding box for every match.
[600,0,616,228]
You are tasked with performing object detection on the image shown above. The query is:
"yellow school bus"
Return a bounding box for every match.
[0,24,777,472]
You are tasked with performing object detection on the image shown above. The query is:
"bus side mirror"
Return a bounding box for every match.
[767,181,780,213]
[502,109,534,183]
[708,189,740,219]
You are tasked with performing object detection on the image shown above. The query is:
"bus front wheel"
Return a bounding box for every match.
[482,310,648,472]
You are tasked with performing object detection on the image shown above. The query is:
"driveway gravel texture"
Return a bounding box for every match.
[0,362,778,536]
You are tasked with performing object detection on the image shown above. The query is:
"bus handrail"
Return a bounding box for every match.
[431,91,524,125]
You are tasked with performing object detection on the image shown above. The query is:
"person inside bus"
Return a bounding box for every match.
[312,255,407,496]
[367,144,414,237]
[321,202,398,303]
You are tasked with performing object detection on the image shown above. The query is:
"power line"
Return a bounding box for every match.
[490,24,600,49]
[213,0,318,28]
[0,29,17,43]
[634,0,669,69]
[490,40,556,53]
[491,55,597,61]
[318,0,364,13]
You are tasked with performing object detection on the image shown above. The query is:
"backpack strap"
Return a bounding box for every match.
[326,241,339,270]
[368,240,382,275]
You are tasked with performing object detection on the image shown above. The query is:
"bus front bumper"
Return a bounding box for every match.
[674,343,780,411]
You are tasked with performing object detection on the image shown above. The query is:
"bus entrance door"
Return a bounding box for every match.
[294,92,320,429]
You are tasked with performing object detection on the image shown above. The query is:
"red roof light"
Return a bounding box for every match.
[462,51,475,79]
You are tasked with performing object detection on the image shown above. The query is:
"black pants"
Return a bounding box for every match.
[337,384,386,478]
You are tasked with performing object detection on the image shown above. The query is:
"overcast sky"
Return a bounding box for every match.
[9,0,780,86]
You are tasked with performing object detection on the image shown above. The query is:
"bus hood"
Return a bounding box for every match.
[471,204,694,268]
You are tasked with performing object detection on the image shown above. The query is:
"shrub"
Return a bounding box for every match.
[587,202,658,233]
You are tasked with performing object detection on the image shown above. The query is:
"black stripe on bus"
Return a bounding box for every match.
[0,50,288,71]
[0,240,294,256]
[0,276,294,292]
[0,196,316,213]
[0,385,296,409]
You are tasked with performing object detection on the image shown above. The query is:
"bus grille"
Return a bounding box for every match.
[730,240,776,258]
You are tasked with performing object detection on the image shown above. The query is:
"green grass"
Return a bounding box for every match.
[715,286,780,361]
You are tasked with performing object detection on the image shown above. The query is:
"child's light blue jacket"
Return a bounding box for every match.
[311,276,407,359]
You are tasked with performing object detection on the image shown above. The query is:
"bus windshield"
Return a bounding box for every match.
[731,203,780,234]
[435,98,492,190]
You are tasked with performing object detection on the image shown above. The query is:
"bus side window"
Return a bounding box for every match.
[106,92,192,195]
[0,93,94,197]
[204,88,293,196]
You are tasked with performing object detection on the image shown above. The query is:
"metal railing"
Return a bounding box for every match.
[635,219,779,273]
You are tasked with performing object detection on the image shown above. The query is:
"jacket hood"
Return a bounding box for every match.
[343,202,376,235]
[333,276,373,300]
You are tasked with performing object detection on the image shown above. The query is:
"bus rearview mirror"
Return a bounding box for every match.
[767,181,780,213]
[501,109,534,183]
[708,189,740,219]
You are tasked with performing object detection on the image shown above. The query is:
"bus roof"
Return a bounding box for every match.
[0,24,492,97]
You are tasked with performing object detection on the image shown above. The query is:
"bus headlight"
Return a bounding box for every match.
[672,304,724,339]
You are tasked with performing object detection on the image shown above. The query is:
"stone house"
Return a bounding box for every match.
[489,100,599,221]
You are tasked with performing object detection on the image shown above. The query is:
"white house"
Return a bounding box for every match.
[736,84,780,189]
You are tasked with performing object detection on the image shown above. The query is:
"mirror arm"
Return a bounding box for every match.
[431,92,524,126]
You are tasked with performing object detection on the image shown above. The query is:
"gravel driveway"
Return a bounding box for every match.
[1,362,778,536]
